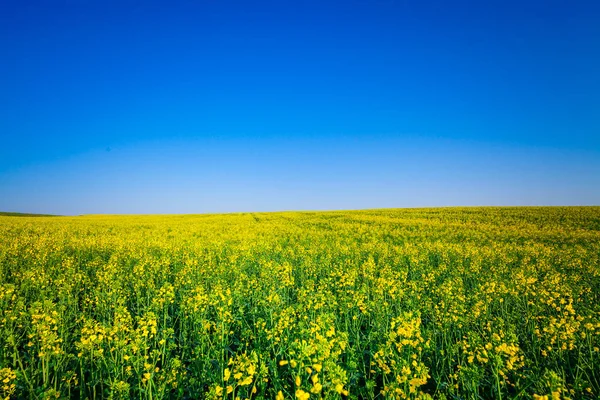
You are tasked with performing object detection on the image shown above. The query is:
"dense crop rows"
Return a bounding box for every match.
[1,207,599,399]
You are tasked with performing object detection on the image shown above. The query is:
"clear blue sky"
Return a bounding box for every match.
[1,0,599,215]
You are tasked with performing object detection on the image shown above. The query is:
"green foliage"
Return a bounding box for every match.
[0,207,599,399]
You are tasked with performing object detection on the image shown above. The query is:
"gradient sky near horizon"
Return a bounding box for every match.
[1,0,599,215]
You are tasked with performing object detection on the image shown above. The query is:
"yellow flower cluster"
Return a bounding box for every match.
[0,207,599,398]
[0,368,16,400]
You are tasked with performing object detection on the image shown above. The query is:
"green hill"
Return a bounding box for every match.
[0,211,58,217]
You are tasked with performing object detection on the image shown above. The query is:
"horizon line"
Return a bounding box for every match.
[2,204,600,218]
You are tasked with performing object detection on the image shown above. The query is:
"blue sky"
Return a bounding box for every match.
[1,0,599,214]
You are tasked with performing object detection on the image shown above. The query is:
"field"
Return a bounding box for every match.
[1,207,599,399]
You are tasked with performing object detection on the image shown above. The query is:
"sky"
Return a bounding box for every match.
[1,0,599,215]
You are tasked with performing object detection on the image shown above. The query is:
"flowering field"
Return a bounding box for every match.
[1,207,599,399]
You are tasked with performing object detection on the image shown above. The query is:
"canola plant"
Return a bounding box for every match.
[0,207,599,399]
